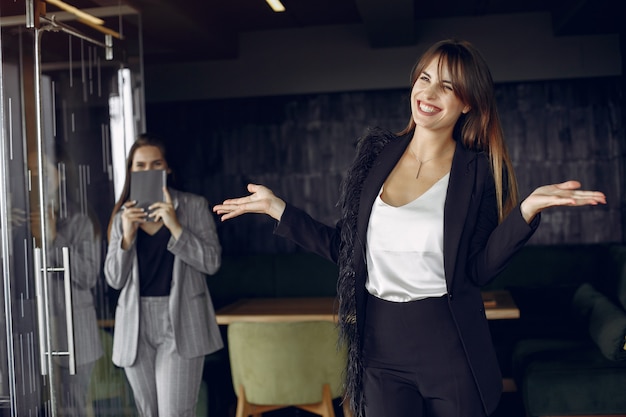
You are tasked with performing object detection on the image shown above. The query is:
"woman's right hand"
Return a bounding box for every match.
[120,200,146,249]
[213,184,286,221]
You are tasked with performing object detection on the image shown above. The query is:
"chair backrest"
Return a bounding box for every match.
[228,320,347,406]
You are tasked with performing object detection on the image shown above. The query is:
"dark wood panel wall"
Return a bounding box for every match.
[146,77,625,255]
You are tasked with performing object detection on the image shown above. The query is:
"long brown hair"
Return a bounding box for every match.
[398,39,518,221]
[106,134,169,239]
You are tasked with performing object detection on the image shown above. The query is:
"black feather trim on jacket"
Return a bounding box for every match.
[336,127,396,417]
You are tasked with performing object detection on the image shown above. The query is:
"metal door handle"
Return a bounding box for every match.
[33,248,48,375]
[61,247,76,375]
[35,247,77,375]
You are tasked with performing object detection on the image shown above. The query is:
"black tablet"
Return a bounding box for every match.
[129,170,167,213]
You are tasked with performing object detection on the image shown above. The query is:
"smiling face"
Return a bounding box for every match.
[131,145,169,172]
[410,55,471,135]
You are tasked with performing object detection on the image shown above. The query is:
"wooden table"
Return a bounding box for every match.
[480,289,520,320]
[215,289,519,324]
[216,290,520,393]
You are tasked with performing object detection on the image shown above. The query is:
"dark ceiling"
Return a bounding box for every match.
[4,0,624,65]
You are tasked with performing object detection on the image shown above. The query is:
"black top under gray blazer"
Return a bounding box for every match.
[104,189,223,367]
[275,130,539,415]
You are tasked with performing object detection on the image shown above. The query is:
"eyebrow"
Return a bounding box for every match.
[422,70,453,85]
[134,159,163,165]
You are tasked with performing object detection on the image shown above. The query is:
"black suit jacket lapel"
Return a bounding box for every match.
[357,134,411,242]
[443,143,477,288]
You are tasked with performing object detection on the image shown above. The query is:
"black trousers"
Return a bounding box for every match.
[362,293,487,417]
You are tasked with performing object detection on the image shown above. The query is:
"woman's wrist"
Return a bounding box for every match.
[121,228,136,250]
[520,199,537,224]
[268,198,286,221]
[168,222,183,240]
[121,236,132,250]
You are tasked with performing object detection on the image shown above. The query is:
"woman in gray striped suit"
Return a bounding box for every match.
[105,134,223,417]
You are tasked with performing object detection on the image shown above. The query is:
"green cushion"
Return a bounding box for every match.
[511,338,590,385]
[517,341,626,416]
[227,321,346,405]
[572,283,626,361]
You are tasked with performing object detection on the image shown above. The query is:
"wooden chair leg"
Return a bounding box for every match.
[296,384,336,417]
[237,384,295,417]
[235,385,248,417]
[322,384,336,417]
[239,383,346,417]
[341,397,353,417]
[236,385,264,417]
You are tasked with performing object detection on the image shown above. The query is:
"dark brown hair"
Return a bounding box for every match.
[398,39,518,221]
[106,134,169,239]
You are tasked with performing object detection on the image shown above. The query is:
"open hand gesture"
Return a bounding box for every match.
[213,184,286,221]
[520,180,606,223]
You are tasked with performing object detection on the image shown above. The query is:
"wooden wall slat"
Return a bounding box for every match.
[148,77,624,254]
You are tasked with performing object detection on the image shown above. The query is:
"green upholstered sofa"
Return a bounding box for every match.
[201,244,626,417]
[484,244,626,417]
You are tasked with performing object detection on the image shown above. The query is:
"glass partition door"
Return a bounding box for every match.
[0,3,144,415]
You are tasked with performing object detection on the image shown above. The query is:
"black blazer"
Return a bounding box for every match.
[276,133,539,414]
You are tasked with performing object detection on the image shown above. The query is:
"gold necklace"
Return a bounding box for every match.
[408,144,454,179]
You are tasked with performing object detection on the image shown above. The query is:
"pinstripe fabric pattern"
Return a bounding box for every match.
[104,189,223,367]
[50,208,104,367]
[124,297,204,417]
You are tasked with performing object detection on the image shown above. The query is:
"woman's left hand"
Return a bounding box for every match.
[520,180,607,223]
[148,188,183,239]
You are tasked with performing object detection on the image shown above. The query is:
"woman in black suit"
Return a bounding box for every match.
[213,39,606,417]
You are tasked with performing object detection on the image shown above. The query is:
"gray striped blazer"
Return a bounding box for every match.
[104,189,223,367]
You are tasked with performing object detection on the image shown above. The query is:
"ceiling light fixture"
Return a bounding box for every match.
[265,0,286,12]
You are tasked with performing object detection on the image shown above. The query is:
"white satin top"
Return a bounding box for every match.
[365,173,450,302]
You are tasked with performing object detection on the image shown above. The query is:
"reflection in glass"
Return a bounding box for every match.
[110,68,137,203]
[29,147,104,416]
[0,3,144,415]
